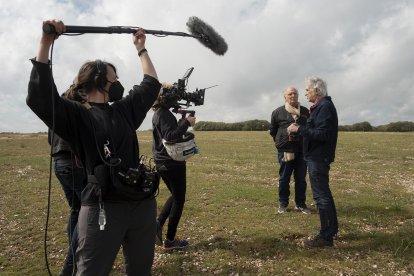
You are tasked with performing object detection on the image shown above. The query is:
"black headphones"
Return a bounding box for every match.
[94,60,107,90]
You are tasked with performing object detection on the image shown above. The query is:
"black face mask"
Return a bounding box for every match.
[107,81,124,102]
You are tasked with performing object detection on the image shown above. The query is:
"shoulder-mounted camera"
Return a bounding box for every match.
[160,67,216,115]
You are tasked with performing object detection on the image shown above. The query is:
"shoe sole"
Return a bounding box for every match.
[303,243,333,248]
[303,240,333,248]
[163,245,189,251]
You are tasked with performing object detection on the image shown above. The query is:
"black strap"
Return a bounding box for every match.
[88,175,99,184]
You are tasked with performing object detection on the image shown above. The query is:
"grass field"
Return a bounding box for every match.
[0,131,413,275]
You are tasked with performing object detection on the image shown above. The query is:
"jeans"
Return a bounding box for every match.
[54,158,86,269]
[307,160,338,241]
[277,151,307,207]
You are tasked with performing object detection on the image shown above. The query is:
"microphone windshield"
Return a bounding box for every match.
[186,17,228,56]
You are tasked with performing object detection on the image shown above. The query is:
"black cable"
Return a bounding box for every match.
[45,37,57,276]
[69,152,76,276]
[45,38,82,276]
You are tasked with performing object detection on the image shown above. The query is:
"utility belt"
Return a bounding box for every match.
[89,159,160,202]
[114,165,160,199]
[86,160,160,232]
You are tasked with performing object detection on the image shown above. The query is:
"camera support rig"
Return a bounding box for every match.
[164,67,217,118]
[172,108,196,119]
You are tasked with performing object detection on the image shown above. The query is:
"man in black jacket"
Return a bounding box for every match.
[269,87,310,214]
[288,77,339,247]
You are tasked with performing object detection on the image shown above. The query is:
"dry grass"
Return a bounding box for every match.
[0,131,413,275]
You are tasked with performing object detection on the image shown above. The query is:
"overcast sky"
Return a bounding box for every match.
[1,0,413,133]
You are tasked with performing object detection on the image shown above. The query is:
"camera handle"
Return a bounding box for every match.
[182,110,195,119]
[172,107,195,119]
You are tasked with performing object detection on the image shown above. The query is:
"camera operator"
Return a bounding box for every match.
[152,85,196,250]
[27,19,161,275]
[269,87,310,214]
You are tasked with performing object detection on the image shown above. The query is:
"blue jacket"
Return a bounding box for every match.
[298,96,338,163]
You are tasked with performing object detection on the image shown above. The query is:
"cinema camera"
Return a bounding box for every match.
[161,67,216,117]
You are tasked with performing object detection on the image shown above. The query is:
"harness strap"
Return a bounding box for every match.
[87,174,99,184]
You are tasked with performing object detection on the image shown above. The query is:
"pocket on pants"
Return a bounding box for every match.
[86,206,100,226]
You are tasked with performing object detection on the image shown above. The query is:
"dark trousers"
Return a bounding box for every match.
[54,158,86,269]
[277,151,307,207]
[76,199,157,276]
[307,160,338,241]
[157,163,186,241]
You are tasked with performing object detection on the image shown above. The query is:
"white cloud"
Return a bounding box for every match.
[1,0,413,132]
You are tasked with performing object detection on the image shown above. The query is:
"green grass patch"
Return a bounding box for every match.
[0,132,413,275]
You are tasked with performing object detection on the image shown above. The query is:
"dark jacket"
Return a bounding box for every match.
[152,107,190,163]
[48,130,86,169]
[269,105,309,152]
[48,130,72,158]
[27,59,161,204]
[298,96,338,163]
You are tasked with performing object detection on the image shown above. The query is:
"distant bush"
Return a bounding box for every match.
[193,120,413,132]
[379,121,414,132]
[340,121,414,132]
[194,119,270,131]
[339,121,373,132]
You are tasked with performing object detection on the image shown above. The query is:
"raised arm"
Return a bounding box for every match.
[133,28,158,80]
[36,19,65,63]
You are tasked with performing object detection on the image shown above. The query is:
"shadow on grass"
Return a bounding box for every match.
[339,229,414,259]
[193,234,305,259]
[188,203,414,264]
[339,203,414,259]
[339,203,413,220]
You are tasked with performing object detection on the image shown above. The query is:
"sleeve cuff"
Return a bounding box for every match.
[30,57,51,65]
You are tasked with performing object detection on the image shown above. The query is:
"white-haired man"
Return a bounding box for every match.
[288,77,339,247]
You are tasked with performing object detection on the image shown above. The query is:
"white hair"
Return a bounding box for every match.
[306,77,328,97]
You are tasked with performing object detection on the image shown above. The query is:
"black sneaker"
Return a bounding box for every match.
[163,238,189,250]
[155,220,163,246]
[303,236,333,248]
